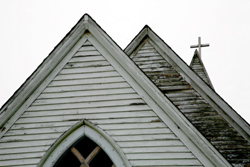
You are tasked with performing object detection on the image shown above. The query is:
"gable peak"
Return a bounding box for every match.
[194,49,199,57]
[142,24,151,31]
[83,13,90,22]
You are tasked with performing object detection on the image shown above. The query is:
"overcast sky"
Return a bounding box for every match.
[0,0,249,123]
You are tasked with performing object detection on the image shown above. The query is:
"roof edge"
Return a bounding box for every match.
[124,25,150,55]
[144,27,250,142]
[0,13,91,131]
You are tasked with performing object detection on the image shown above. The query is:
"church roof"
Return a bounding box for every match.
[0,14,249,167]
[125,25,250,166]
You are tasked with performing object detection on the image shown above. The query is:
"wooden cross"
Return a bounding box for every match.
[71,146,115,167]
[190,37,209,58]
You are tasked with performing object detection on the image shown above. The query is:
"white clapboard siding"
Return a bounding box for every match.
[37,88,135,99]
[107,128,172,135]
[0,146,50,154]
[0,158,41,167]
[48,76,125,86]
[122,146,190,153]
[7,166,36,167]
[32,94,140,105]
[27,99,146,111]
[68,55,105,62]
[18,111,156,123]
[23,105,151,117]
[90,117,160,124]
[77,45,96,51]
[0,140,54,149]
[11,121,77,130]
[0,39,203,167]
[126,153,196,159]
[112,134,178,141]
[64,60,110,68]
[59,66,115,74]
[23,108,152,118]
[43,82,130,93]
[16,112,155,124]
[5,127,70,136]
[130,159,202,166]
[118,140,184,147]
[8,165,37,167]
[98,122,167,130]
[74,50,101,56]
[0,152,44,161]
[54,71,119,80]
[0,133,62,142]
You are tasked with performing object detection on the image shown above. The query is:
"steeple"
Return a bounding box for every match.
[190,49,214,89]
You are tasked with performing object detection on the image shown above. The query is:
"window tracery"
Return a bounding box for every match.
[54,137,115,167]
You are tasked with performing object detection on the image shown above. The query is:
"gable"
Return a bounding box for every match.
[125,27,250,167]
[0,16,212,166]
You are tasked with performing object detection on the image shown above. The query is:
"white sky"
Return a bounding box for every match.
[0,0,249,123]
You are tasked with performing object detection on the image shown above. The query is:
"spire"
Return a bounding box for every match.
[190,49,214,89]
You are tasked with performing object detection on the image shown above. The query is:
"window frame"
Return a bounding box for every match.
[38,120,130,167]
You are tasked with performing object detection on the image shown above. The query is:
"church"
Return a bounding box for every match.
[0,14,249,167]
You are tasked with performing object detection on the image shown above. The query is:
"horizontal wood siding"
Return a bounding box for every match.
[0,40,203,166]
[130,38,250,166]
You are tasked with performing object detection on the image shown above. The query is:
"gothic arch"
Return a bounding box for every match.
[38,120,130,167]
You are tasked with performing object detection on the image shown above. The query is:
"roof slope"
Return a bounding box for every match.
[0,14,229,166]
[125,26,250,167]
[190,50,214,89]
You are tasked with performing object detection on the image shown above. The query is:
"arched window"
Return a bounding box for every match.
[39,120,130,167]
[54,137,114,167]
